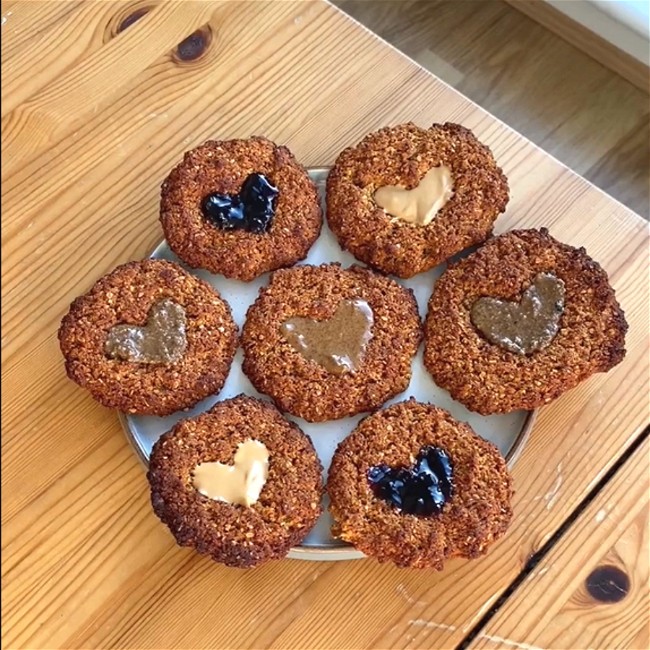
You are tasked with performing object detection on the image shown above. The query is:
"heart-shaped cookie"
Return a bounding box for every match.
[280,299,374,375]
[470,272,565,355]
[104,298,187,364]
[374,165,454,226]
[192,439,270,507]
[367,446,454,516]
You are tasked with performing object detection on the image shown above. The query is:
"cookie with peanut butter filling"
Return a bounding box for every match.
[241,263,422,422]
[148,395,323,568]
[326,122,509,278]
[58,259,238,416]
[423,228,628,415]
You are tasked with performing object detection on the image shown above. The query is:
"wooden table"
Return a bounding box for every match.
[2,1,648,648]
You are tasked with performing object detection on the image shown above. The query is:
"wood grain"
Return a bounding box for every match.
[334,0,650,219]
[2,1,648,648]
[503,0,650,92]
[470,437,650,650]
[2,0,120,117]
[1,0,213,176]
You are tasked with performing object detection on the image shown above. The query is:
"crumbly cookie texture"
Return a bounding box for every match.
[148,395,323,568]
[241,263,422,422]
[423,228,628,415]
[326,122,509,278]
[327,399,513,569]
[160,136,322,281]
[58,259,238,416]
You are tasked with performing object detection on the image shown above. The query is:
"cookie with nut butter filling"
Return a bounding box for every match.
[58,259,238,416]
[148,395,323,568]
[326,122,509,278]
[423,228,627,415]
[241,263,422,422]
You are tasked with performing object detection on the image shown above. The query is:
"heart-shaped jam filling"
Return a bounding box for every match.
[201,173,279,233]
[374,165,454,226]
[471,272,565,355]
[104,298,187,364]
[280,299,374,375]
[192,439,269,507]
[368,446,454,516]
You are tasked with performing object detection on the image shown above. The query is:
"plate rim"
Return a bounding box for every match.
[120,408,536,560]
[120,166,537,561]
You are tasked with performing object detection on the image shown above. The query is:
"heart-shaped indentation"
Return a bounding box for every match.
[280,299,374,375]
[374,165,454,226]
[368,446,454,516]
[202,173,279,233]
[104,298,187,364]
[470,272,565,355]
[192,440,269,507]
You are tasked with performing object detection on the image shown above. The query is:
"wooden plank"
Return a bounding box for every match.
[1,1,158,118]
[1,1,85,62]
[469,436,650,650]
[503,0,650,92]
[1,0,215,177]
[2,2,648,649]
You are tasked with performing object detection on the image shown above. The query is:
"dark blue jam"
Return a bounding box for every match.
[201,173,279,233]
[367,446,454,516]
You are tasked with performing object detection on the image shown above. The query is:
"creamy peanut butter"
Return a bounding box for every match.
[192,440,269,507]
[470,273,565,355]
[281,299,374,375]
[374,165,454,226]
[105,298,186,364]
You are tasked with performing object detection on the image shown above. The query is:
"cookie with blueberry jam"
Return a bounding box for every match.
[327,400,513,569]
[160,137,322,281]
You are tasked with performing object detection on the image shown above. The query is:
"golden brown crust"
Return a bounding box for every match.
[327,399,513,569]
[148,396,323,568]
[241,263,422,422]
[160,137,322,281]
[326,122,509,278]
[58,259,238,416]
[423,228,628,414]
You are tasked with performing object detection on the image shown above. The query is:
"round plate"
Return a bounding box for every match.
[120,168,536,561]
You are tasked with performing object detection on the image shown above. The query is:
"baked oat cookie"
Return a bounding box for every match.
[148,395,323,568]
[326,122,509,278]
[160,136,322,281]
[59,259,238,416]
[327,400,513,569]
[241,263,422,422]
[423,228,627,415]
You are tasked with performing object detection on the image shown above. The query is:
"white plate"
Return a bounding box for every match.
[120,168,535,561]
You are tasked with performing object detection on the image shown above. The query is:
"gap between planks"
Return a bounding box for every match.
[456,423,650,650]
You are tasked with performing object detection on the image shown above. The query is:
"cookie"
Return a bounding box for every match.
[147,395,323,568]
[160,137,322,281]
[58,259,238,416]
[326,122,509,278]
[423,228,627,414]
[327,400,513,569]
[241,263,422,422]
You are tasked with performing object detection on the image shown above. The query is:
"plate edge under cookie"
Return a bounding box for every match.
[120,166,538,563]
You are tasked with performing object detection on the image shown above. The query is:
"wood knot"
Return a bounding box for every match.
[117,7,150,33]
[105,2,154,42]
[585,565,630,603]
[174,27,212,62]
